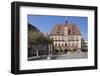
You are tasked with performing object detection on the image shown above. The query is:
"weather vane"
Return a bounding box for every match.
[65,18,68,24]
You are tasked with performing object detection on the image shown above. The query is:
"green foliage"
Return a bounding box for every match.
[28,30,53,47]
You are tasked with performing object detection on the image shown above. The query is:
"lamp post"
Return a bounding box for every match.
[47,44,51,60]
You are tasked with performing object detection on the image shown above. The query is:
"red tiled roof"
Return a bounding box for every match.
[50,23,81,35]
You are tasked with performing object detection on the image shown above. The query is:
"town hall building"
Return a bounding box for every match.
[49,20,81,54]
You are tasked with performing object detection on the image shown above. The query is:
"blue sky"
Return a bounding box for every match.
[28,15,88,40]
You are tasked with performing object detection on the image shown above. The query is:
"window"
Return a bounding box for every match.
[55,36,57,40]
[72,36,74,41]
[60,36,61,40]
[68,37,71,41]
[76,43,78,46]
[68,30,70,34]
[58,36,60,40]
[58,43,60,46]
[72,43,74,46]
[68,43,70,46]
[68,37,73,41]
[58,28,60,30]
[76,37,79,41]
[62,36,63,40]
[72,28,74,30]
[65,43,67,46]
[62,36,64,41]
[57,32,60,34]
[62,43,64,46]
[55,43,57,46]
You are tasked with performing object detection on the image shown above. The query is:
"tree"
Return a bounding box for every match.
[28,27,54,56]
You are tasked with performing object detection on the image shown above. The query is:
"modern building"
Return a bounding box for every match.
[28,23,40,32]
[81,38,88,52]
[50,21,81,54]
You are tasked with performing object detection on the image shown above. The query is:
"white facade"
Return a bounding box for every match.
[50,35,81,48]
[50,23,81,52]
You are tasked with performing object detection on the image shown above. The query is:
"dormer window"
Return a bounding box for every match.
[58,28,60,30]
[57,32,60,34]
[68,30,70,34]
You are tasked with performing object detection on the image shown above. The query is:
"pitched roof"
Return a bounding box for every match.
[50,23,81,35]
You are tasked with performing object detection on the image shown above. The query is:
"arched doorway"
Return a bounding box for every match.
[64,49,68,53]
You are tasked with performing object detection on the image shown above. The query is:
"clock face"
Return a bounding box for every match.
[64,27,68,29]
[64,27,68,35]
[64,30,68,35]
